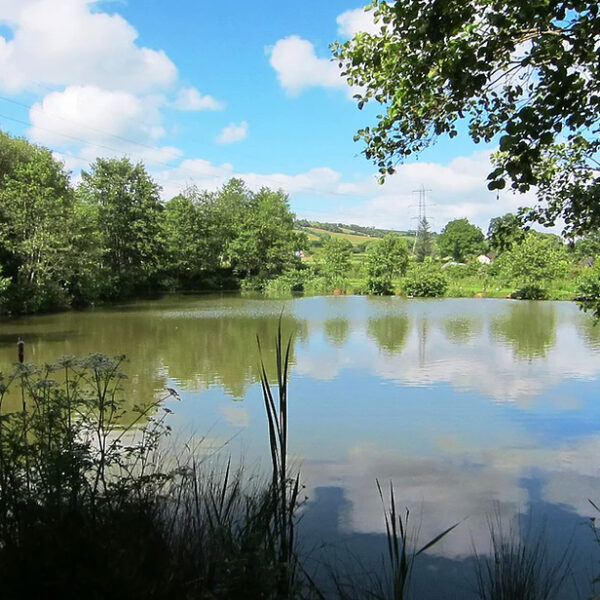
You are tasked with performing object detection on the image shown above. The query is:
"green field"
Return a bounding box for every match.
[300,221,414,246]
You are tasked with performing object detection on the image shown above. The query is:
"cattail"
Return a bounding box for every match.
[17,337,24,363]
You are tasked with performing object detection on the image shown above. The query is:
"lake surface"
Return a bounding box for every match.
[1,295,599,598]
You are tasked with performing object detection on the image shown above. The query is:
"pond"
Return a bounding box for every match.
[1,294,599,598]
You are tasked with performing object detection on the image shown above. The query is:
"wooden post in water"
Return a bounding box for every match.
[17,337,24,363]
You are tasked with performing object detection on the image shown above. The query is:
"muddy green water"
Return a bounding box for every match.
[1,295,599,598]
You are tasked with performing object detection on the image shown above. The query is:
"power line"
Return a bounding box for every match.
[0,94,166,154]
[0,105,424,208]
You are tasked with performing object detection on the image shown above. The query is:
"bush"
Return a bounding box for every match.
[0,353,305,599]
[576,263,600,300]
[511,285,547,300]
[444,261,479,279]
[264,271,306,295]
[403,262,448,297]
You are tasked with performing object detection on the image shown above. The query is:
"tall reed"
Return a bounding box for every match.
[258,319,302,598]
[473,511,570,600]
[377,479,459,600]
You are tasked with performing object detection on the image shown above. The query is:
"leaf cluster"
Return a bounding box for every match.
[333,0,600,235]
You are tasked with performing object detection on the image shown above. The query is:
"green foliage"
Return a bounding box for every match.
[414,217,434,262]
[264,268,307,296]
[79,158,164,299]
[322,237,352,284]
[0,351,314,599]
[487,213,527,254]
[0,130,316,312]
[501,233,570,298]
[0,355,178,597]
[437,218,486,262]
[332,0,600,235]
[0,265,9,307]
[363,234,409,294]
[577,262,600,300]
[404,261,448,297]
[575,262,600,319]
[573,231,600,260]
[0,136,80,312]
[230,187,306,286]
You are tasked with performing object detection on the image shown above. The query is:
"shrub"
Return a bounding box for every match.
[576,263,600,300]
[403,262,448,297]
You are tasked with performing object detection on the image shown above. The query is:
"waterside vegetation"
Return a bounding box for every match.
[0,336,593,599]
[2,130,600,316]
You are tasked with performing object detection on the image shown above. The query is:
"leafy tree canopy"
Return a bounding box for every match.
[0,135,77,311]
[321,237,353,281]
[332,0,600,236]
[500,231,569,296]
[229,186,306,284]
[437,218,485,262]
[363,234,409,294]
[79,157,164,297]
[487,212,526,254]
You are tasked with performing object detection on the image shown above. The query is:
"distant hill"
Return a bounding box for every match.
[296,219,415,245]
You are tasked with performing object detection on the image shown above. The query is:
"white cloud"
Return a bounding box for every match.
[155,162,342,200]
[152,148,540,231]
[269,35,345,96]
[157,159,235,198]
[300,151,538,232]
[242,167,341,195]
[215,121,248,145]
[336,7,380,37]
[30,86,182,167]
[174,87,224,111]
[0,0,177,93]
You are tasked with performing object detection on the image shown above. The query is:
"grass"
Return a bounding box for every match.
[376,480,459,600]
[305,227,377,245]
[473,512,571,600]
[0,351,309,599]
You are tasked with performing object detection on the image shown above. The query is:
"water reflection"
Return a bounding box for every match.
[0,297,308,406]
[1,295,600,598]
[491,301,557,360]
[443,316,482,344]
[366,315,410,355]
[324,318,350,347]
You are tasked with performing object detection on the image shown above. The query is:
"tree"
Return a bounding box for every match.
[487,213,526,254]
[229,187,306,285]
[574,231,600,260]
[363,234,409,294]
[332,0,600,236]
[79,158,164,298]
[501,232,569,297]
[321,237,352,283]
[213,178,253,268]
[0,136,77,312]
[437,218,485,262]
[414,217,434,261]
[163,188,226,286]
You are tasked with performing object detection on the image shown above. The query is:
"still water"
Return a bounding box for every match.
[1,295,599,598]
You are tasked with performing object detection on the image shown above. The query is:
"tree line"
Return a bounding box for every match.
[310,213,600,301]
[0,131,305,314]
[2,130,600,314]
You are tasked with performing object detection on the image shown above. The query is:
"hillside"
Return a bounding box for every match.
[296,219,415,246]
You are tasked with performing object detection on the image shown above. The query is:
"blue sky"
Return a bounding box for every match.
[0,0,530,231]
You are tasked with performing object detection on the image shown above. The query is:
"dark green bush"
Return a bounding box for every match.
[404,262,448,297]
